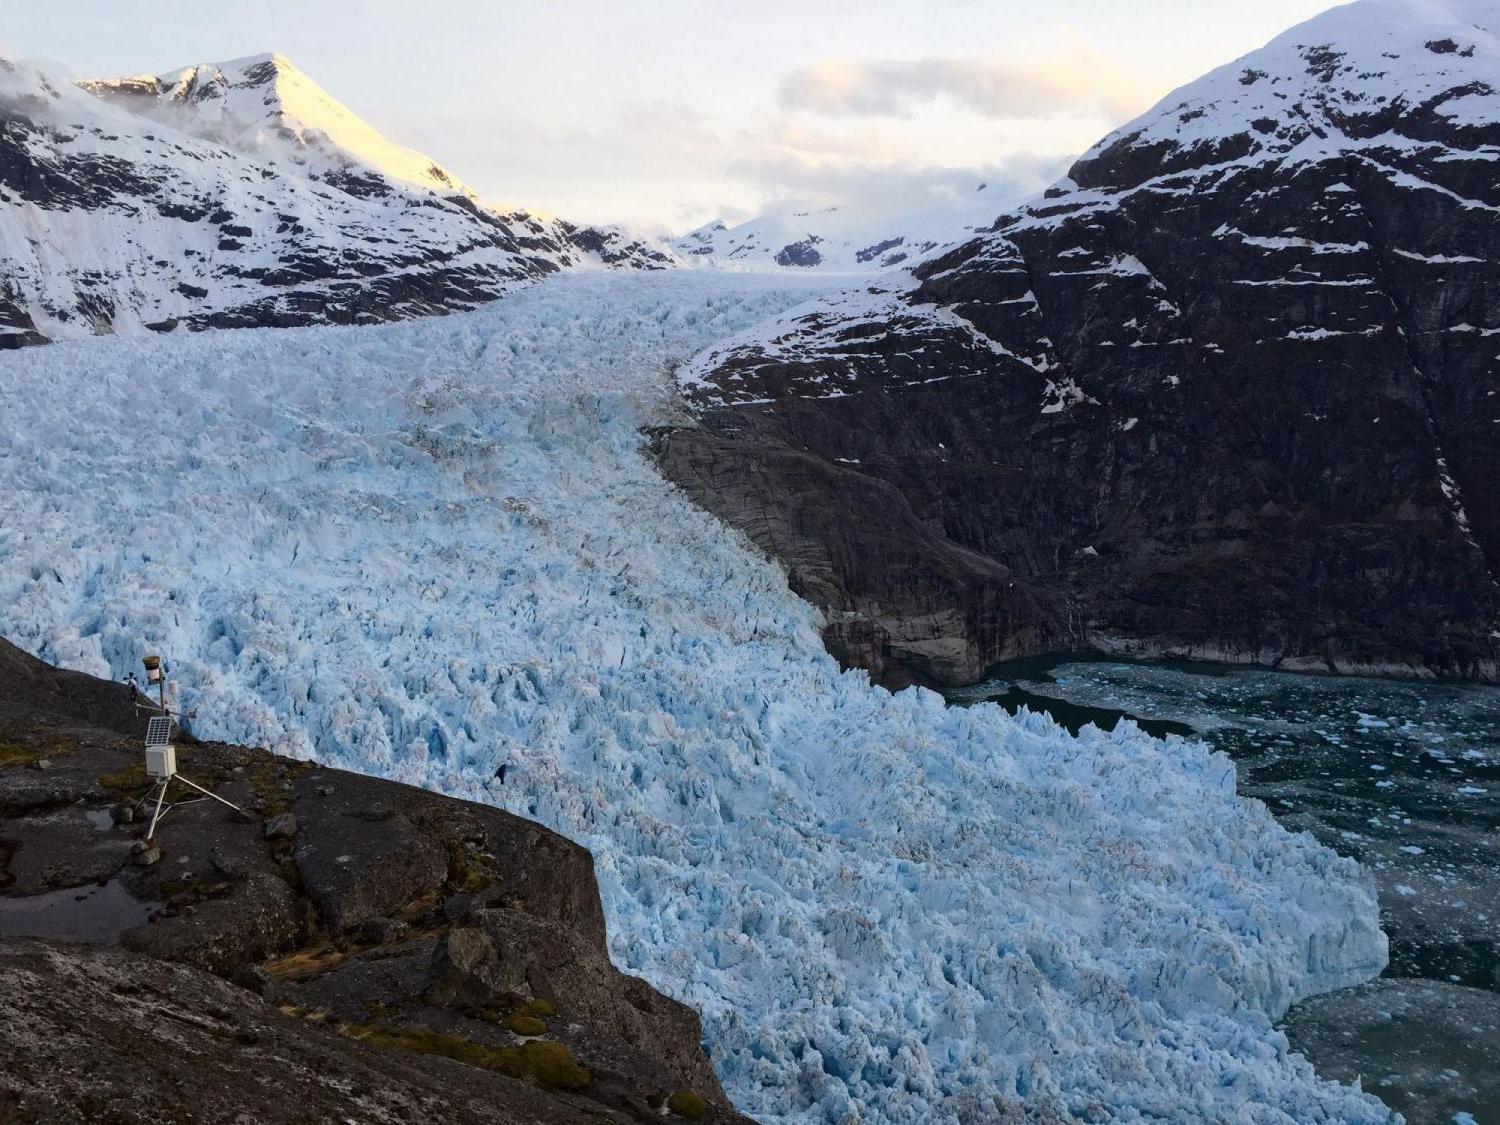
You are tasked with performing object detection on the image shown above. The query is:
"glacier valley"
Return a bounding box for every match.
[0,270,1394,1123]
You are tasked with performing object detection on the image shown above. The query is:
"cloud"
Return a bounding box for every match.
[778,50,1153,123]
[384,91,1080,231]
[380,97,741,224]
[727,142,1072,220]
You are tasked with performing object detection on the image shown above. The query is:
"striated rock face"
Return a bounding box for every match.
[0,637,742,1122]
[0,939,615,1125]
[0,52,672,348]
[660,0,1500,689]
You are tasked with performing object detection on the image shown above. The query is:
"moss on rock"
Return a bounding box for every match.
[667,1090,708,1119]
[98,763,148,791]
[501,1013,547,1036]
[343,1023,591,1092]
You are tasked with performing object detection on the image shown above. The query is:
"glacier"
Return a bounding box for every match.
[0,270,1392,1123]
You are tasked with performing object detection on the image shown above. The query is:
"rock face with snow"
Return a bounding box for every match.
[661,0,1500,688]
[0,53,671,347]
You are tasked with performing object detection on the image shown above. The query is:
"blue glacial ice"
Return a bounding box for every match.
[0,271,1393,1122]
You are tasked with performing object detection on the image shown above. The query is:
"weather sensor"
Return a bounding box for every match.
[137,654,242,841]
[145,715,177,781]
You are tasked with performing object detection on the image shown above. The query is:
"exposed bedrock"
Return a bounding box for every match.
[659,12,1500,689]
[0,637,742,1122]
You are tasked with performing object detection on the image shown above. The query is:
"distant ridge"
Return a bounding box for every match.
[671,186,1012,274]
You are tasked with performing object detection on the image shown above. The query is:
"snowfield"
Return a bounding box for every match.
[0,271,1392,1123]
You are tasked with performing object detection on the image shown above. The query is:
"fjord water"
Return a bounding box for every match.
[951,659,1500,1122]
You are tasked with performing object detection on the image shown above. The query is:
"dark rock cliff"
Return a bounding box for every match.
[0,638,742,1123]
[658,3,1500,689]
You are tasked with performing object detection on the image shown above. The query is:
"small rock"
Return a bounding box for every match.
[209,846,241,877]
[262,813,298,841]
[132,841,162,867]
[111,803,136,825]
[229,809,254,825]
[446,926,494,972]
[317,785,335,797]
[32,758,52,771]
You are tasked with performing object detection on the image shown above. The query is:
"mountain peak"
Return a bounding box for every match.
[81,51,463,192]
[1069,0,1500,191]
[161,51,303,96]
[222,49,297,72]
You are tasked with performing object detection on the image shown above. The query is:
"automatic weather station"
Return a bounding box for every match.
[137,653,242,842]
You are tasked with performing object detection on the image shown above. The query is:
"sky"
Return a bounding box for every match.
[8,0,1341,232]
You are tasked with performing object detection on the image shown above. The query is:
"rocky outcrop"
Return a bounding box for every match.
[660,0,1500,689]
[0,638,742,1122]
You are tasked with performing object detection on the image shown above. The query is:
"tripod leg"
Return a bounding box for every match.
[145,779,171,841]
[173,775,244,813]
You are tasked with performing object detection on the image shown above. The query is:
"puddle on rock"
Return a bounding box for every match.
[84,808,115,832]
[0,878,154,944]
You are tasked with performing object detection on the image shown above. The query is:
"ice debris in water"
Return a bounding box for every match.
[0,272,1392,1123]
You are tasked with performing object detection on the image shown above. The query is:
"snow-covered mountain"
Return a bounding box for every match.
[663,0,1500,687]
[0,52,673,347]
[0,268,1389,1124]
[674,185,1009,273]
[79,52,469,194]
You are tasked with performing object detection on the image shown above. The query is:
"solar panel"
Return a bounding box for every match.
[146,715,174,748]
